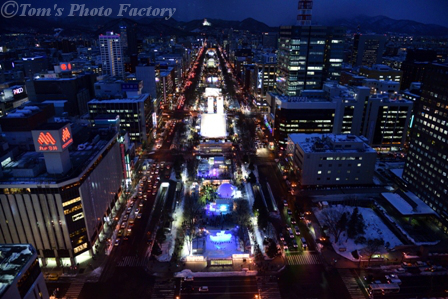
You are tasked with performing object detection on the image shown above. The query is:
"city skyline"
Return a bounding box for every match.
[1,0,448,297]
[9,0,448,28]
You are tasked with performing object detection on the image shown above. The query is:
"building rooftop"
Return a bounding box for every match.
[274,94,330,103]
[88,93,149,104]
[289,133,376,154]
[382,192,437,216]
[0,244,36,297]
[0,125,118,186]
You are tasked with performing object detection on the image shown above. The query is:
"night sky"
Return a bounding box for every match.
[11,0,448,27]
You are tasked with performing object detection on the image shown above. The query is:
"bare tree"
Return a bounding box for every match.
[364,238,384,266]
[321,207,348,244]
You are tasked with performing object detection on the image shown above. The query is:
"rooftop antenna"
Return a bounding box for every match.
[297,0,313,26]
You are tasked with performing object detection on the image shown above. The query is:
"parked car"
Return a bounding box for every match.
[301,237,307,249]
[199,286,209,292]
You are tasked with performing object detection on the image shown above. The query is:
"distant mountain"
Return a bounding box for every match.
[2,15,276,37]
[171,17,274,33]
[327,15,448,36]
[94,17,188,37]
[3,15,446,38]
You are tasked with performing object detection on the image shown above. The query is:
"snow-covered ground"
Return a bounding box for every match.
[314,205,402,261]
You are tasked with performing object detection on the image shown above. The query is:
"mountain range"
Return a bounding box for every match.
[3,15,448,37]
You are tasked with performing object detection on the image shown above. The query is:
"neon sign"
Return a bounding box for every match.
[61,127,73,149]
[32,124,73,153]
[13,87,24,95]
[37,132,58,151]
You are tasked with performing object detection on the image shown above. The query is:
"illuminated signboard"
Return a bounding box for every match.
[31,124,73,153]
[13,87,24,95]
[72,212,84,222]
[60,63,72,71]
[73,242,87,254]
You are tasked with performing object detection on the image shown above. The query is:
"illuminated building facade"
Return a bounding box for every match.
[276,25,344,96]
[99,32,124,78]
[0,124,123,267]
[359,64,402,89]
[287,133,376,186]
[88,94,152,143]
[269,84,370,148]
[403,63,448,234]
[361,94,413,149]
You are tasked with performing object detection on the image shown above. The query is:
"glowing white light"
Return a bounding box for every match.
[210,231,232,242]
[200,114,227,138]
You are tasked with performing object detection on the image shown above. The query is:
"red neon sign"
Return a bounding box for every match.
[37,132,56,145]
[62,127,71,142]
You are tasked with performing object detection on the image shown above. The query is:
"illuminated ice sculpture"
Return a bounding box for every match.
[200,114,227,138]
[210,231,232,242]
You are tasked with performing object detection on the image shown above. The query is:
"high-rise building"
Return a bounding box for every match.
[403,63,448,234]
[99,32,124,77]
[351,34,386,67]
[253,53,277,101]
[361,94,413,149]
[88,94,153,143]
[276,25,344,96]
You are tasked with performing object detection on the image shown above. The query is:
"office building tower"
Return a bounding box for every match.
[268,84,369,147]
[276,25,344,96]
[88,94,153,143]
[253,53,277,101]
[99,32,124,77]
[361,94,413,149]
[403,63,448,234]
[351,34,386,67]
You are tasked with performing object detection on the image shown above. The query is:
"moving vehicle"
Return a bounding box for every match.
[199,286,209,292]
[46,273,59,281]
